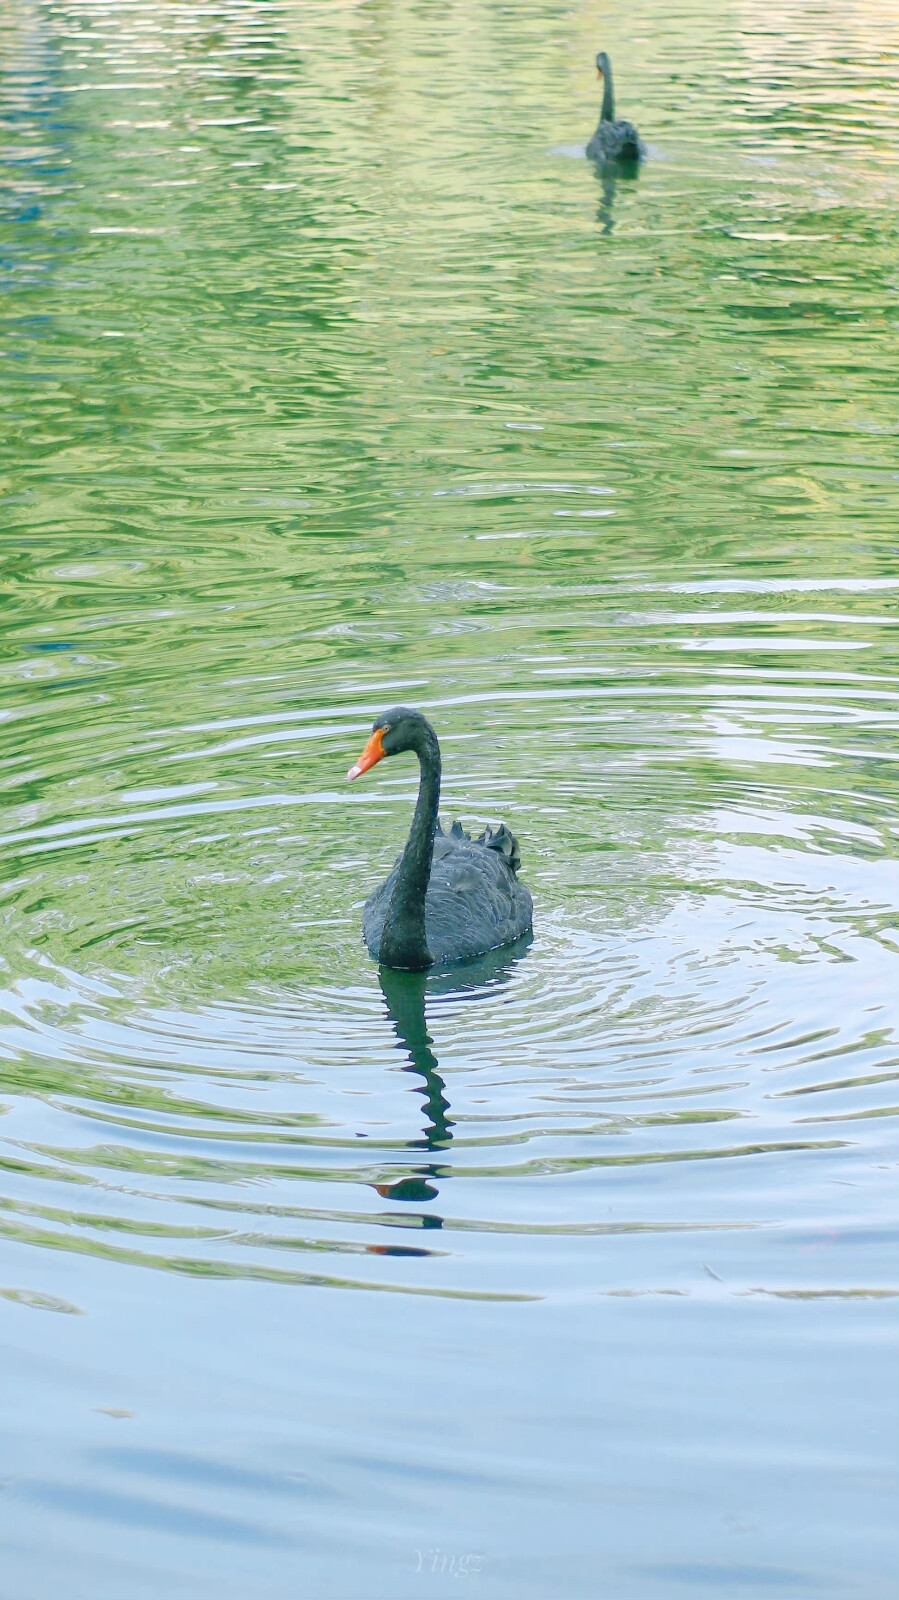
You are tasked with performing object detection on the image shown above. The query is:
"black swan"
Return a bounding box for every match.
[347,707,533,971]
[586,51,642,165]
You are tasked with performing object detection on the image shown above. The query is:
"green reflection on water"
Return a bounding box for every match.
[0,0,897,1302]
[1,9,898,1595]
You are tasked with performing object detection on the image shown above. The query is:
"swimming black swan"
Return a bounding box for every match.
[347,707,533,971]
[586,51,642,165]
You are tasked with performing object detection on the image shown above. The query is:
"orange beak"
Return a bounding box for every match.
[347,726,386,781]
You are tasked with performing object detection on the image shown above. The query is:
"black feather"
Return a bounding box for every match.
[363,828,532,967]
[587,118,642,165]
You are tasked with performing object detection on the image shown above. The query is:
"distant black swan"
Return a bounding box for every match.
[348,707,533,971]
[586,51,642,165]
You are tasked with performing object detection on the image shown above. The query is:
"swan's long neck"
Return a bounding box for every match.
[600,64,615,122]
[378,726,441,971]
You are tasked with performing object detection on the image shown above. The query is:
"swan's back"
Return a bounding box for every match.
[363,821,533,967]
[587,118,641,164]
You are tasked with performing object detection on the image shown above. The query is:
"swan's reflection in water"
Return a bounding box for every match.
[594,159,639,235]
[374,936,532,1209]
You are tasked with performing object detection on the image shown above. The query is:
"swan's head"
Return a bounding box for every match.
[595,50,611,79]
[347,706,433,780]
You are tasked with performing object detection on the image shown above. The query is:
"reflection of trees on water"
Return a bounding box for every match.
[1,11,69,283]
[374,937,531,1210]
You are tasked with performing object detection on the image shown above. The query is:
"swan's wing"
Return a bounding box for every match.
[588,118,641,163]
[439,820,522,874]
[477,821,521,874]
[425,837,533,963]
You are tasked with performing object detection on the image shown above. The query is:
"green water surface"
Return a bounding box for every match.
[1,2,897,1596]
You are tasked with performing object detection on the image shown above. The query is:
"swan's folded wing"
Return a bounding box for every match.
[424,838,532,963]
[477,822,521,874]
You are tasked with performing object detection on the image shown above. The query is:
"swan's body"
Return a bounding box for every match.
[586,51,642,165]
[364,818,532,967]
[348,708,533,971]
[587,117,641,164]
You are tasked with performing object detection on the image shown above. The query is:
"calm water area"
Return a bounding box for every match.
[1,2,898,1596]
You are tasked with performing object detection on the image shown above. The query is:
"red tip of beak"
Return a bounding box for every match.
[347,726,386,781]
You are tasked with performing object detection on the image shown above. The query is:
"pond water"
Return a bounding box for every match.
[1,2,897,1596]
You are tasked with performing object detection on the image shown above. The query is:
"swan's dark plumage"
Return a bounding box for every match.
[363,818,533,968]
[586,51,642,166]
[348,707,533,971]
[587,117,641,164]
